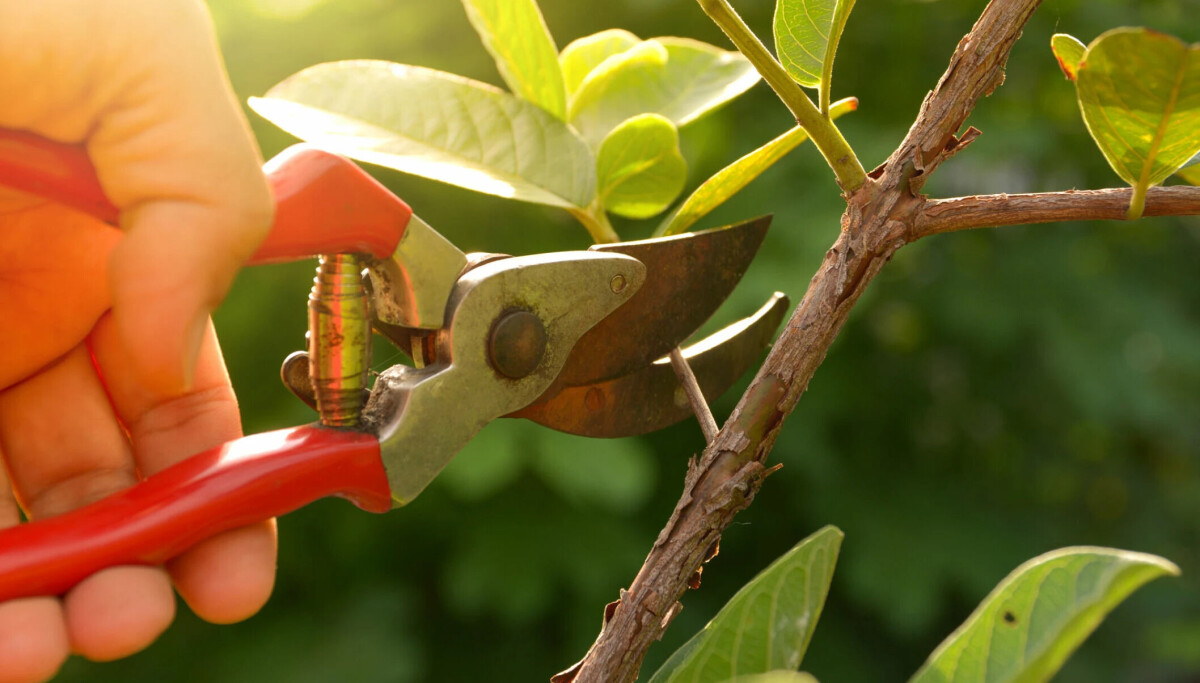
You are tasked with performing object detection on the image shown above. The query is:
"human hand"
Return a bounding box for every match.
[0,1,277,680]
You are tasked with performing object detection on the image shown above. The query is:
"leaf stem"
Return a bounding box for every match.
[695,0,867,192]
[570,204,621,243]
[1126,182,1148,220]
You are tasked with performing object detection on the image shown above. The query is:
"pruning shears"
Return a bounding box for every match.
[0,128,787,602]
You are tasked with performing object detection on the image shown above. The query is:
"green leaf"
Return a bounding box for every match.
[460,0,567,119]
[1051,33,1087,81]
[560,29,640,98]
[722,673,819,683]
[1074,28,1200,218]
[648,526,843,683]
[774,0,856,92]
[1179,151,1200,184]
[250,61,595,209]
[596,114,687,219]
[910,547,1180,683]
[657,96,857,237]
[568,37,760,146]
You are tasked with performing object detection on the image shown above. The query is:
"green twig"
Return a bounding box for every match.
[696,0,867,192]
[569,204,621,243]
[1127,182,1148,220]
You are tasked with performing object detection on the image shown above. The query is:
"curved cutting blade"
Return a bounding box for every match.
[511,292,789,437]
[555,215,771,387]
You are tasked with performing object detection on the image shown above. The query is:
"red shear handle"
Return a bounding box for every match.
[0,426,392,602]
[0,128,412,263]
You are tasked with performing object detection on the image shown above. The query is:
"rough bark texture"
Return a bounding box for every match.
[917,186,1200,236]
[560,1,1200,681]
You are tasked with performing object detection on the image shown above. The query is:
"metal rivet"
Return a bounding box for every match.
[610,274,627,293]
[490,310,547,379]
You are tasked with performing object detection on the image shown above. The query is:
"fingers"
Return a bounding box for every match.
[0,345,175,663]
[0,203,120,391]
[0,597,66,683]
[0,0,273,396]
[89,313,277,624]
[0,463,68,683]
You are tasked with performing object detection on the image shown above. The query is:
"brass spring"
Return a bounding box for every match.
[308,254,370,427]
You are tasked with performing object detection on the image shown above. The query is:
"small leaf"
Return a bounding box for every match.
[1074,28,1200,218]
[657,97,857,237]
[560,29,640,98]
[1051,33,1087,81]
[910,547,1180,683]
[596,114,687,219]
[774,0,856,90]
[722,673,819,683]
[460,0,566,119]
[251,61,595,209]
[569,37,760,146]
[648,526,843,683]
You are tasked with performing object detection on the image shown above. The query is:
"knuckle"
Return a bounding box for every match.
[130,385,240,472]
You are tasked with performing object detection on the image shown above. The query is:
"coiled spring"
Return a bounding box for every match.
[308,254,370,427]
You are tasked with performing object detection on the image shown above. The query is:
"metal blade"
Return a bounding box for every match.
[510,292,789,437]
[555,215,771,387]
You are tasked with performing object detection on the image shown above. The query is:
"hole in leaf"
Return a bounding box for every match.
[1003,610,1018,625]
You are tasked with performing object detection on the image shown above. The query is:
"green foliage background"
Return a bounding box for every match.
[60,0,1199,680]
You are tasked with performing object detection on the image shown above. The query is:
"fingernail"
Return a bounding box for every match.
[182,310,210,392]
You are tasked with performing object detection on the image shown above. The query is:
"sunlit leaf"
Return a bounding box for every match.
[657,97,857,237]
[910,547,1180,683]
[774,0,856,92]
[460,0,566,119]
[648,526,843,683]
[596,114,687,219]
[569,37,759,146]
[722,673,819,683]
[1074,28,1200,218]
[1051,33,1087,81]
[560,29,640,98]
[1179,151,1200,184]
[251,61,595,209]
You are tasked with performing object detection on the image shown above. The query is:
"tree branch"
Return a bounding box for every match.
[558,2,1200,681]
[915,185,1200,237]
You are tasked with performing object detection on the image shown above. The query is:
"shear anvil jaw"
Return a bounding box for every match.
[369,214,467,329]
[365,251,646,506]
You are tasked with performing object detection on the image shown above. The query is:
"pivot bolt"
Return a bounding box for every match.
[489,310,547,379]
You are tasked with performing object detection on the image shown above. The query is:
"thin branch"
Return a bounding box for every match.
[883,0,1041,194]
[915,185,1200,237]
[668,348,719,443]
[695,0,867,192]
[566,2,1045,682]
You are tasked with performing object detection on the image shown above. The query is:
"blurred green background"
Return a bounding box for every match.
[59,0,1200,680]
